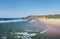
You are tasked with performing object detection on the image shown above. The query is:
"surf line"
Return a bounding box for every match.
[40,29,47,34]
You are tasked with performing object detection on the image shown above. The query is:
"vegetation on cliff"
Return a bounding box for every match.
[26,14,60,19]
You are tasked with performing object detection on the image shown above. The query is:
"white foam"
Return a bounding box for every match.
[40,29,47,34]
[29,20,36,23]
[0,19,26,23]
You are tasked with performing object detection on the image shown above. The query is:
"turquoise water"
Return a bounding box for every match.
[0,19,46,33]
[0,19,60,39]
[0,19,47,39]
[0,19,29,32]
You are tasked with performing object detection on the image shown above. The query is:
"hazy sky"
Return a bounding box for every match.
[0,0,60,18]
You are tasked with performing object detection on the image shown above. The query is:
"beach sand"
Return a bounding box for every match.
[39,19,60,29]
[38,19,60,35]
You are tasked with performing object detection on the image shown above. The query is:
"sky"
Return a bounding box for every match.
[0,0,60,18]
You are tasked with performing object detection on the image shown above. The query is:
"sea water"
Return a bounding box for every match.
[0,19,47,39]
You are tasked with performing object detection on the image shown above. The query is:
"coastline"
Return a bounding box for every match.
[38,19,60,35]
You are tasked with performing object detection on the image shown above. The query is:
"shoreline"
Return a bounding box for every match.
[38,19,60,35]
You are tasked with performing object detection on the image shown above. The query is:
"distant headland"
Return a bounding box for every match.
[26,14,60,19]
[0,14,60,21]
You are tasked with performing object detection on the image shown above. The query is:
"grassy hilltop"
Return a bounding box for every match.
[26,14,60,19]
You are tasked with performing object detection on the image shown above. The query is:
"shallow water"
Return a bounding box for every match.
[0,19,60,39]
[0,19,47,39]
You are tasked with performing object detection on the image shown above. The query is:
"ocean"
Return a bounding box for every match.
[0,19,60,39]
[0,19,46,39]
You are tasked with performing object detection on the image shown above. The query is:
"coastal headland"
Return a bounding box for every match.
[26,14,60,35]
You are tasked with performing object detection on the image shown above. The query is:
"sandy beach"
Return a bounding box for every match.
[39,19,60,29]
[39,19,60,35]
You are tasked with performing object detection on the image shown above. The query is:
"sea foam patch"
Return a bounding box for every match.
[29,20,36,23]
[0,19,28,23]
